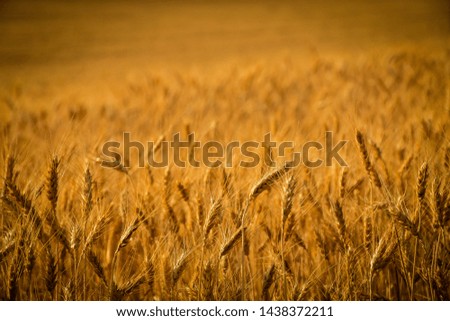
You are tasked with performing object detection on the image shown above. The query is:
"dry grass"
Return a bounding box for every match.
[1,51,450,300]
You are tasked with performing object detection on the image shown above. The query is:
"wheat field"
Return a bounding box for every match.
[1,0,450,301]
[1,50,450,300]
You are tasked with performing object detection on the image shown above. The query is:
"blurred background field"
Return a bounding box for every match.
[0,0,448,107]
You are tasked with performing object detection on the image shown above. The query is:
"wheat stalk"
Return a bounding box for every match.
[220,226,246,257]
[46,156,59,213]
[262,264,276,300]
[356,131,382,189]
[249,161,295,201]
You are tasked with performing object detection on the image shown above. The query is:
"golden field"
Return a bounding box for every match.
[0,0,449,301]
